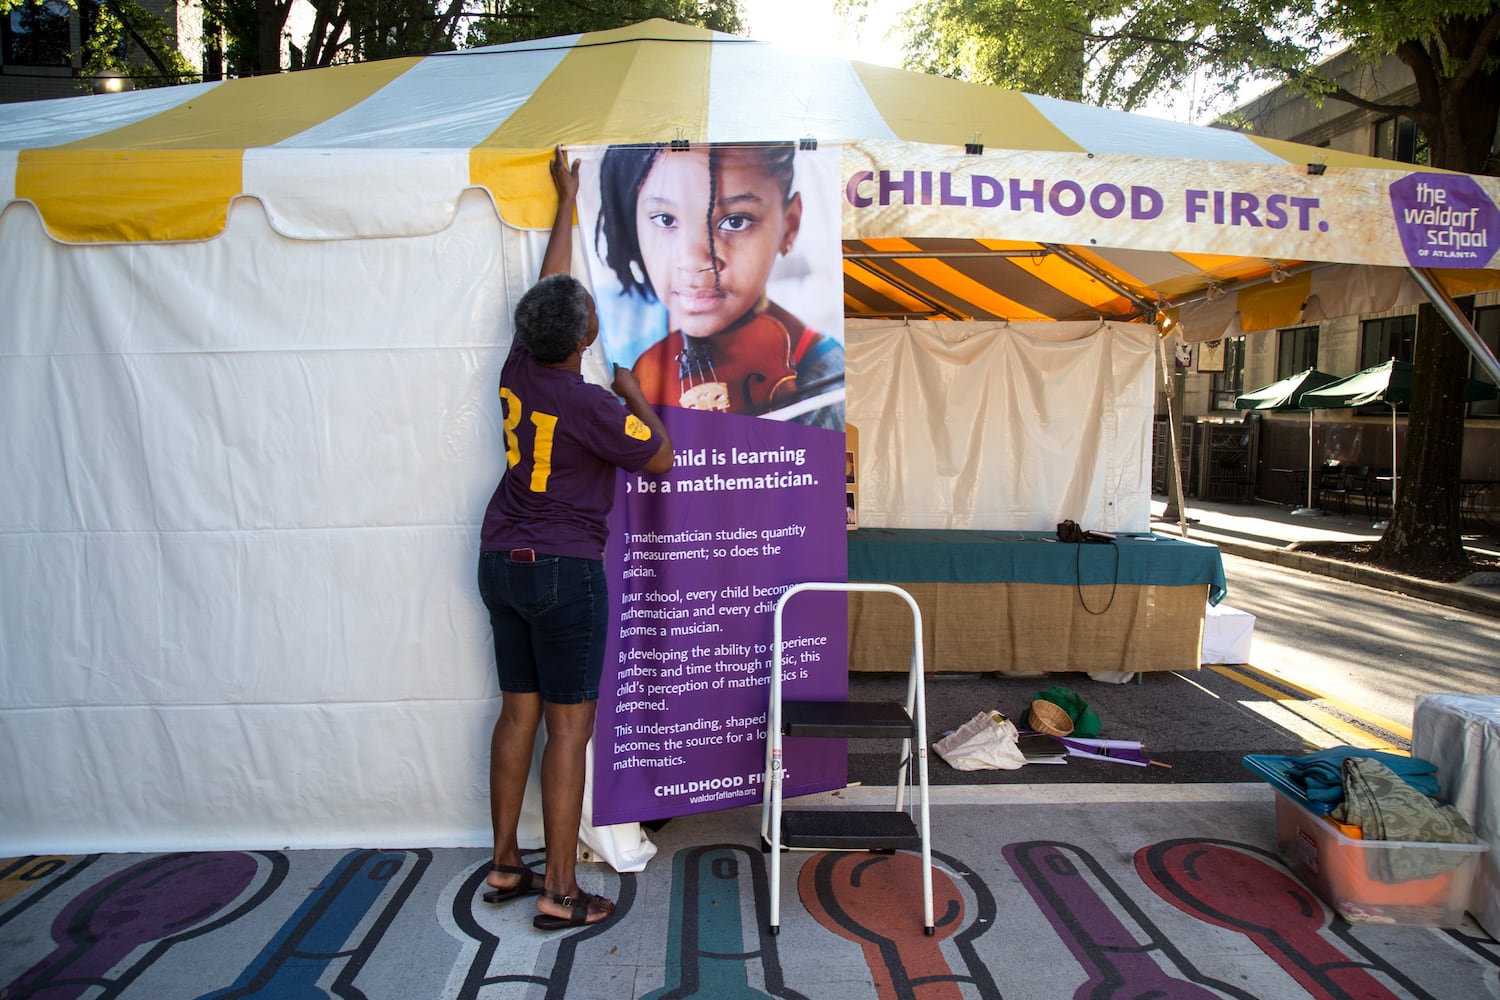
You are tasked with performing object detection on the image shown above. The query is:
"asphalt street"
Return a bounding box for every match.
[1216,550,1500,732]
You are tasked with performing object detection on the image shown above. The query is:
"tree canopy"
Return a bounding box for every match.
[0,0,744,87]
[899,1,1498,171]
[927,2,1324,109]
[239,0,746,77]
[466,0,743,49]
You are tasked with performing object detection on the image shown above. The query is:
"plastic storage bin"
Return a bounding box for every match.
[1272,789,1488,926]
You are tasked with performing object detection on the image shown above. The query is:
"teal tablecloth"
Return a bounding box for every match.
[847,529,1227,605]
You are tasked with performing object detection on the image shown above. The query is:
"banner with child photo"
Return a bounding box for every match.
[573,141,849,825]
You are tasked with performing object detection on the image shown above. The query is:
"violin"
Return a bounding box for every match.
[633,304,801,415]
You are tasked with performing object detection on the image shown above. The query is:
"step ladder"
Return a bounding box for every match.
[760,581,933,935]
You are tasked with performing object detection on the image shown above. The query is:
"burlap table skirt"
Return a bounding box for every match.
[847,581,1207,674]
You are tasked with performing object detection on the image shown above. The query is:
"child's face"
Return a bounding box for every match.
[634,147,802,339]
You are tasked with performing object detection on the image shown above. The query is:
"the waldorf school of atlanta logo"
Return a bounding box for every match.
[1389,172,1499,266]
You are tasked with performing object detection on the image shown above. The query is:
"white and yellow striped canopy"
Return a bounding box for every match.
[3,18,1497,338]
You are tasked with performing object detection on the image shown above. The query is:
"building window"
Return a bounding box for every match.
[1277,325,1320,379]
[1361,314,1416,368]
[77,0,104,53]
[1373,116,1427,166]
[1211,335,1246,410]
[1470,305,1500,418]
[2,0,72,66]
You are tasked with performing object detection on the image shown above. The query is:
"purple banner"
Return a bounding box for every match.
[595,410,848,824]
[1390,172,1500,267]
[572,142,850,825]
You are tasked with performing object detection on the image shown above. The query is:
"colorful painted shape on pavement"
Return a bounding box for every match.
[447,849,633,1000]
[1136,839,1428,1000]
[0,856,93,913]
[5,852,270,999]
[797,848,997,1000]
[197,848,427,1000]
[1004,840,1255,1000]
[644,844,806,1000]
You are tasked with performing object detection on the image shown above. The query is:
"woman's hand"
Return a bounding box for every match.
[611,364,643,401]
[540,146,579,278]
[550,145,580,204]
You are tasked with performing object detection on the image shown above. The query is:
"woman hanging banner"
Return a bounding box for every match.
[573,142,849,825]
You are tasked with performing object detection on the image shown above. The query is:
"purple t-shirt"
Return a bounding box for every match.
[480,340,662,560]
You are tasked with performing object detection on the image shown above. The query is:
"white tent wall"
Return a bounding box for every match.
[846,319,1154,532]
[3,197,1152,857]
[0,191,539,855]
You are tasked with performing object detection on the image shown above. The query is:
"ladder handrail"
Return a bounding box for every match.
[762,581,933,934]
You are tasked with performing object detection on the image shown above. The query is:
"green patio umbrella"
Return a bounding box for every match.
[1236,368,1343,514]
[1299,359,1500,516]
[1298,358,1500,408]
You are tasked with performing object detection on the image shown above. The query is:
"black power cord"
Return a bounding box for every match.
[1073,538,1119,616]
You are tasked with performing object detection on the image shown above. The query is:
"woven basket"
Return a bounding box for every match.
[1028,699,1074,737]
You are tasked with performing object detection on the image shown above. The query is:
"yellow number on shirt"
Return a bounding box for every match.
[499,387,558,493]
[499,388,522,468]
[529,410,557,491]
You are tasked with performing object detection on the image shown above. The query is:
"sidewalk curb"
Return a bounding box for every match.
[1165,529,1500,619]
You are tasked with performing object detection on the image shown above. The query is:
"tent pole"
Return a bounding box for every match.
[1290,408,1325,517]
[1157,332,1190,537]
[1391,403,1399,508]
[1044,243,1159,317]
[1307,411,1315,510]
[1407,267,1500,384]
[1372,403,1398,530]
[846,258,968,320]
[1172,260,1329,311]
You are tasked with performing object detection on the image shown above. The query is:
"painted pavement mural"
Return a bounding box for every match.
[3,813,1497,1000]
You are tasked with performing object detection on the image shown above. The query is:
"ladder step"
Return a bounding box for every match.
[782,700,914,738]
[781,810,921,850]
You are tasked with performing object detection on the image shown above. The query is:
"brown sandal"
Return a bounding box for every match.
[482,862,542,904]
[532,888,614,930]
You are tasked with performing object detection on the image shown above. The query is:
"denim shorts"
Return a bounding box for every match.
[477,550,607,704]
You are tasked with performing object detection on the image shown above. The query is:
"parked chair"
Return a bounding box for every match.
[1343,465,1376,518]
[1366,469,1395,518]
[1315,464,1348,513]
[1461,480,1498,530]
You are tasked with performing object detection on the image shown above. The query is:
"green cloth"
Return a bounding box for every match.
[1026,684,1102,737]
[846,529,1228,605]
[1333,756,1476,883]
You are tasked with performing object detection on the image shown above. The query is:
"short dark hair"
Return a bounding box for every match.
[595,142,797,301]
[514,273,590,364]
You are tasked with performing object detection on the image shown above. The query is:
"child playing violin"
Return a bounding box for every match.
[594,142,843,427]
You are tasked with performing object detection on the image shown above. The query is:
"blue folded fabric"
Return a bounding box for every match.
[1274,747,1440,805]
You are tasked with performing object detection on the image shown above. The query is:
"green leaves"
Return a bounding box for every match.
[466,0,745,49]
[892,0,1498,174]
[899,0,1333,114]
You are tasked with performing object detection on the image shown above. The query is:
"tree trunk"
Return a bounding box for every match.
[256,0,291,75]
[1367,23,1498,577]
[205,12,224,81]
[1371,302,1472,573]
